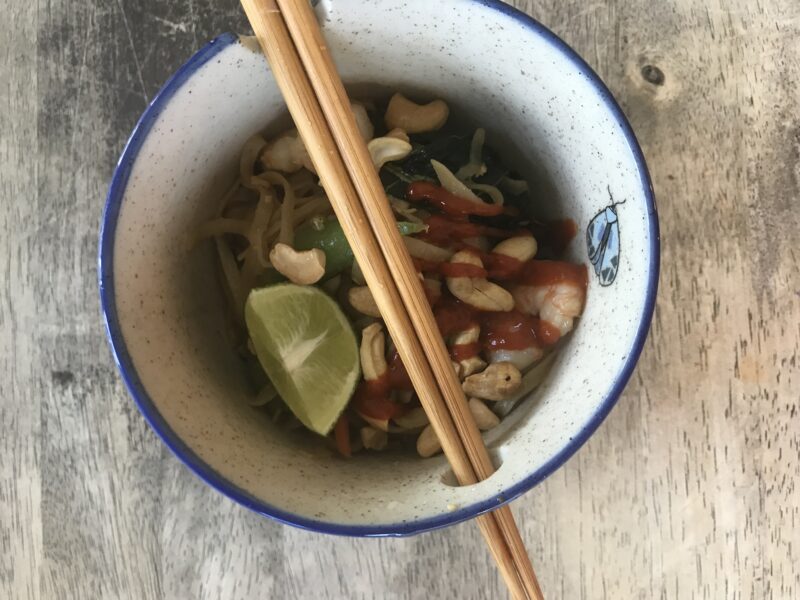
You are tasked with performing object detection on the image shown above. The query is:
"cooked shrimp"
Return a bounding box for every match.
[486,346,543,371]
[512,280,586,339]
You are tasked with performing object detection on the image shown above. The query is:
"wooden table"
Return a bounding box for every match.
[2,1,798,598]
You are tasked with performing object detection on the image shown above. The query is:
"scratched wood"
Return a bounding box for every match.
[1,0,798,598]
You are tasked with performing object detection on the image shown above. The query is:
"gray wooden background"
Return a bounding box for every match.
[2,0,798,598]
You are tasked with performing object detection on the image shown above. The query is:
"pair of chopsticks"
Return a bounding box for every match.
[239,1,544,598]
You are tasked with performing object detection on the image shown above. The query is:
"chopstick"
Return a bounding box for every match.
[239,2,543,598]
[275,4,544,597]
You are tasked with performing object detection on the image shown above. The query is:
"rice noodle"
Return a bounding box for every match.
[295,193,325,208]
[287,169,321,197]
[465,181,504,206]
[456,128,487,180]
[500,176,529,195]
[240,246,266,294]
[193,218,251,244]
[215,237,245,321]
[239,135,269,191]
[389,196,423,224]
[223,201,257,222]
[258,171,297,246]
[248,192,275,267]
[431,159,482,203]
[265,195,332,243]
[216,178,242,217]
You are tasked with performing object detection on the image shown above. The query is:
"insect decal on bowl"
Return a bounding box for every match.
[586,188,624,286]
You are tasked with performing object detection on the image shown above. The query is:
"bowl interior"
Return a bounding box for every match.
[102,0,656,534]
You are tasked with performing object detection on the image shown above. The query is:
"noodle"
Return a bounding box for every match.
[287,169,322,197]
[456,128,487,180]
[239,134,269,191]
[199,98,584,458]
[216,178,242,217]
[264,195,332,243]
[259,171,298,246]
[215,237,246,321]
[465,181,504,206]
[240,246,266,294]
[500,176,529,195]
[194,218,251,243]
[248,192,275,267]
[389,196,423,224]
[431,160,482,203]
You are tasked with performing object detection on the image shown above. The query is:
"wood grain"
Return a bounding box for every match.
[2,0,798,598]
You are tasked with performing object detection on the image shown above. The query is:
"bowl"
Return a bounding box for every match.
[99,0,658,536]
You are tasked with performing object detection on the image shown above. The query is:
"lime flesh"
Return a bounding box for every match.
[245,284,360,435]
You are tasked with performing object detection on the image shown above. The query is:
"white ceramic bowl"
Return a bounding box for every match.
[99,0,658,536]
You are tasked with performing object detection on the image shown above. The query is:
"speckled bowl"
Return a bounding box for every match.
[99,0,658,536]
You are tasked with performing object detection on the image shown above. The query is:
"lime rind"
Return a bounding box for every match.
[245,284,360,435]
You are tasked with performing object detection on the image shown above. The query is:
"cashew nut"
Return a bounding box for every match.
[468,398,500,430]
[261,101,370,174]
[351,102,374,142]
[362,415,389,432]
[393,407,429,430]
[367,136,412,170]
[261,130,313,174]
[360,323,387,382]
[451,325,479,346]
[348,286,382,318]
[452,360,463,379]
[460,357,486,380]
[350,259,366,285]
[269,243,326,285]
[462,362,522,401]
[386,127,410,143]
[492,236,538,262]
[385,93,449,133]
[451,325,487,378]
[445,250,514,311]
[416,424,442,458]
[360,426,388,450]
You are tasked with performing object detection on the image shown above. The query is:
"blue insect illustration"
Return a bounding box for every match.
[586,189,623,286]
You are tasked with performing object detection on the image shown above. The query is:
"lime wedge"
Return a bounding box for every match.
[245,284,360,435]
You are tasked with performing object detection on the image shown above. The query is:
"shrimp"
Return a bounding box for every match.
[511,279,586,340]
[485,346,543,371]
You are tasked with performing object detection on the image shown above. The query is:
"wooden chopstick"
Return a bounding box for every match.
[238,6,528,598]
[274,4,544,598]
[237,0,475,484]
[239,1,542,598]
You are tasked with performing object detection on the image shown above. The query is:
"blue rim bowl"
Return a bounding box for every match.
[99,2,659,537]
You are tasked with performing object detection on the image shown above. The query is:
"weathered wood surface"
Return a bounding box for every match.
[2,0,798,598]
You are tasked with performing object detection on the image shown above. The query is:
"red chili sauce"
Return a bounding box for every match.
[518,259,588,288]
[352,183,586,426]
[407,181,505,217]
[351,350,415,422]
